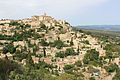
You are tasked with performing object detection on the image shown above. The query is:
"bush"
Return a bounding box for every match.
[50,40,65,49]
[69,37,74,46]
[81,40,89,45]
[89,77,95,80]
[55,51,65,58]
[83,49,100,66]
[40,23,47,30]
[56,73,75,80]
[105,63,118,73]
[112,69,120,80]
[0,59,22,80]
[65,48,76,56]
[64,64,74,70]
[75,60,82,67]
[40,39,49,46]
[9,21,21,26]
[3,43,16,54]
[2,47,9,54]
[14,52,28,61]
[70,41,74,46]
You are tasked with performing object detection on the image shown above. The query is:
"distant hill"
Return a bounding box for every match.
[77,25,120,31]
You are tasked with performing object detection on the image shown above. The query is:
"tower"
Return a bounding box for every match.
[44,13,47,16]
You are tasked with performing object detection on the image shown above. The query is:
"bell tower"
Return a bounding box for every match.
[44,13,47,16]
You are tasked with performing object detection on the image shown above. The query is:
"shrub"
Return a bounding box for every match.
[2,47,9,54]
[14,51,28,61]
[75,60,82,67]
[40,39,49,46]
[82,40,89,44]
[9,21,21,26]
[40,23,47,30]
[64,65,74,70]
[50,40,65,49]
[55,51,65,58]
[3,43,16,54]
[65,48,76,56]
[89,77,95,80]
[83,49,100,66]
[105,63,118,73]
[112,69,120,80]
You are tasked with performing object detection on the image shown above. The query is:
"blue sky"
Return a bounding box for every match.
[0,0,119,25]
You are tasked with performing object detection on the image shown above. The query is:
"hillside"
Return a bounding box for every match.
[0,14,120,80]
[77,25,120,31]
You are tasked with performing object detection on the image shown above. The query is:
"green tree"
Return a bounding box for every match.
[43,47,47,57]
[0,59,22,80]
[75,60,82,67]
[40,39,49,46]
[65,48,76,56]
[55,51,65,58]
[89,77,95,80]
[105,63,118,73]
[63,64,74,73]
[40,23,48,31]
[70,37,74,46]
[2,47,9,54]
[56,73,75,80]
[51,40,65,49]
[3,43,17,54]
[112,69,120,80]
[14,51,28,61]
[83,49,100,66]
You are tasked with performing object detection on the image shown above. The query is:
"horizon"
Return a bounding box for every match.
[0,0,120,25]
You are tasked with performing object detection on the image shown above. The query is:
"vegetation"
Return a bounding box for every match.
[14,51,28,61]
[0,59,21,80]
[63,64,75,74]
[104,44,120,55]
[50,39,66,49]
[0,16,120,80]
[104,63,119,73]
[82,40,89,44]
[55,51,65,58]
[65,48,77,56]
[40,39,49,46]
[9,21,21,26]
[55,48,78,58]
[70,37,74,46]
[112,69,120,80]
[3,43,17,54]
[83,49,100,66]
[89,77,96,80]
[74,60,82,67]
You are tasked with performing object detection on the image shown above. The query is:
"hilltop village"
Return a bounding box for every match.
[0,14,120,80]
